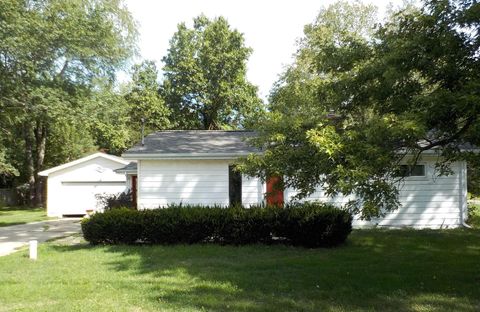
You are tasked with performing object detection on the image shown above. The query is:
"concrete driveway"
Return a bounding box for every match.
[0,219,82,256]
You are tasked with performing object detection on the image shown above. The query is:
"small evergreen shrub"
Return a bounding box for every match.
[215,206,274,244]
[277,202,353,247]
[81,208,142,244]
[81,202,352,248]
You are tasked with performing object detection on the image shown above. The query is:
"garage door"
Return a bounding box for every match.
[60,181,125,215]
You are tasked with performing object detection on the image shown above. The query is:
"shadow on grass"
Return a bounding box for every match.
[0,222,27,227]
[53,229,480,311]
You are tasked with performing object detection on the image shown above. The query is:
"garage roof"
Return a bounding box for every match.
[38,153,129,176]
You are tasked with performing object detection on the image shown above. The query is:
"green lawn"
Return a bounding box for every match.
[0,206,50,227]
[0,230,479,312]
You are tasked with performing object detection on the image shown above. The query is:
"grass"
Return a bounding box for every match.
[0,230,479,311]
[0,206,51,227]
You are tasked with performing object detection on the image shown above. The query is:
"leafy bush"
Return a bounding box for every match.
[81,202,352,248]
[81,208,142,244]
[467,203,480,229]
[277,203,353,247]
[96,191,133,210]
[215,206,274,244]
[143,207,219,244]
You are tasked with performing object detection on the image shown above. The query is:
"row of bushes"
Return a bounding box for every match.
[81,203,353,248]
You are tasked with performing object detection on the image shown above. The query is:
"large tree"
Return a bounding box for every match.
[241,0,480,219]
[125,61,171,133]
[0,0,137,205]
[161,15,264,130]
[87,62,171,156]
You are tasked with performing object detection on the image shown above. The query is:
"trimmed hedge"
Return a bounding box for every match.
[81,203,352,248]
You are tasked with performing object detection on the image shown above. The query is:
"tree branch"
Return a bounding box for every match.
[416,116,475,151]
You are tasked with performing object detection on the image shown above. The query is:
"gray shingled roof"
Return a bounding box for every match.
[114,162,137,173]
[123,130,260,156]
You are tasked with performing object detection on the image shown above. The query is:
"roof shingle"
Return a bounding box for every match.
[123,130,259,156]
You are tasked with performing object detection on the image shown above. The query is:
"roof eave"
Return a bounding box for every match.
[38,153,129,176]
[114,169,137,174]
[122,152,261,160]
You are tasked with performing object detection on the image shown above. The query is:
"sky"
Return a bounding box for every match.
[124,0,405,100]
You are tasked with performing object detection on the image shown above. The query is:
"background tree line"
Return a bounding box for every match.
[0,0,263,206]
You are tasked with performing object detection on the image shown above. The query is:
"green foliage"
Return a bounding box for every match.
[241,0,480,219]
[125,61,171,132]
[0,0,137,202]
[142,207,219,244]
[0,148,18,177]
[467,203,480,229]
[276,202,353,247]
[81,203,352,247]
[214,206,274,244]
[82,208,142,244]
[86,79,134,155]
[161,15,265,130]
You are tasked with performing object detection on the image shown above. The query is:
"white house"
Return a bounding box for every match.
[39,153,129,217]
[122,130,469,229]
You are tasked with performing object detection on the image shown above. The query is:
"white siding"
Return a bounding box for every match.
[46,157,126,217]
[283,160,465,229]
[138,159,231,208]
[136,158,467,229]
[355,161,463,228]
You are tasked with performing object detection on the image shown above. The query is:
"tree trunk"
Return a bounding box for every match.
[34,122,47,206]
[23,122,36,207]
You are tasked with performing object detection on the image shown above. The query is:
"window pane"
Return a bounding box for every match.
[229,165,242,206]
[397,165,425,177]
[410,165,425,176]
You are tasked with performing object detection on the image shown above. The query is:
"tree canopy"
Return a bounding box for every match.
[125,61,171,132]
[161,15,264,130]
[240,0,480,219]
[0,0,137,204]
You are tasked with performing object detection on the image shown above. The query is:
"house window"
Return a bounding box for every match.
[229,165,242,206]
[397,165,426,177]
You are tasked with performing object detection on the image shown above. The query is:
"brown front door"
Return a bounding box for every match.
[131,175,137,209]
[266,176,284,207]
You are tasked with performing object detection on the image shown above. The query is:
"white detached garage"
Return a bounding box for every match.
[39,153,128,217]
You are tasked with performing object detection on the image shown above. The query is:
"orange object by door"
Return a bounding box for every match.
[266,176,284,207]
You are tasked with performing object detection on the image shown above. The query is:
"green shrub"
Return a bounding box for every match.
[143,207,218,244]
[277,203,353,247]
[81,208,142,244]
[467,203,480,229]
[216,206,274,244]
[81,203,352,248]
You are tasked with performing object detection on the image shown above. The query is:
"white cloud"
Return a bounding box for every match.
[124,0,405,100]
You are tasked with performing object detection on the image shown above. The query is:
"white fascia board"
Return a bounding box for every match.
[122,152,261,160]
[38,152,129,176]
[114,169,137,174]
[396,148,479,155]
